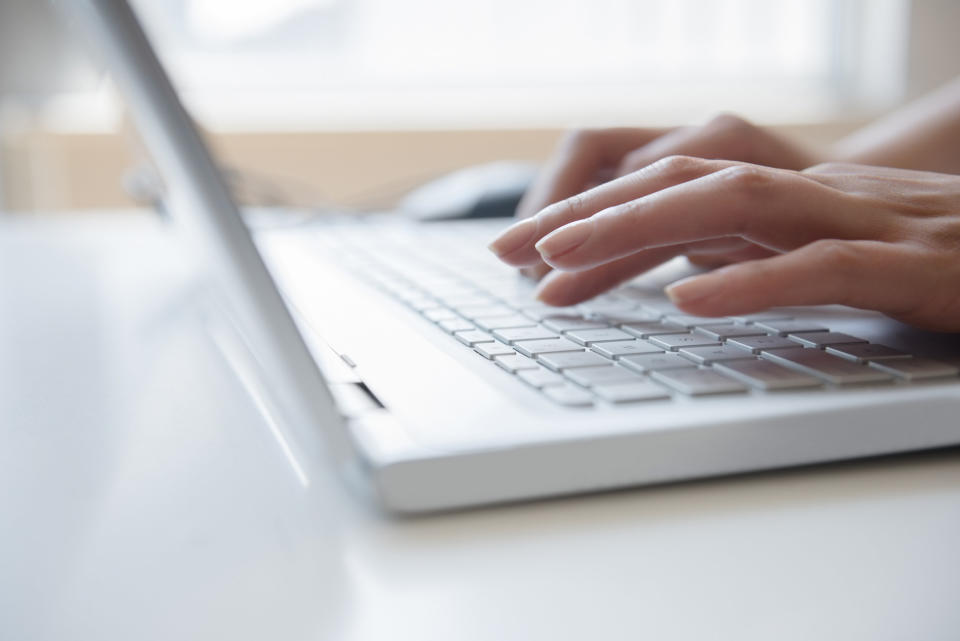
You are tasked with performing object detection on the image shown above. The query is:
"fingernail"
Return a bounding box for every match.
[535,219,594,260]
[520,262,550,282]
[665,275,715,306]
[488,217,538,258]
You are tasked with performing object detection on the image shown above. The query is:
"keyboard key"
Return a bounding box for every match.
[617,286,663,303]
[714,359,822,390]
[542,384,595,407]
[825,343,911,363]
[578,301,638,316]
[514,301,554,311]
[650,369,748,396]
[455,304,517,319]
[693,324,767,340]
[493,292,540,307]
[514,338,585,357]
[594,381,671,403]
[492,327,559,344]
[662,314,732,329]
[494,353,541,372]
[565,328,635,346]
[538,351,612,371]
[726,312,794,324]
[648,334,722,351]
[520,305,582,320]
[394,287,430,302]
[454,330,495,346]
[542,316,610,332]
[787,332,868,349]
[591,310,661,325]
[474,314,537,331]
[678,344,755,365]
[517,366,566,388]
[564,365,644,387]
[420,283,474,298]
[761,348,894,385]
[753,320,829,335]
[591,340,663,359]
[422,307,458,322]
[620,322,687,339]
[727,335,800,353]
[868,357,960,381]
[474,342,516,359]
[406,297,441,312]
[443,294,498,308]
[438,318,475,333]
[619,352,697,373]
[637,300,683,316]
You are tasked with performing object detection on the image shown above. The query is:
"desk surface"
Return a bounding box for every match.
[3,212,960,641]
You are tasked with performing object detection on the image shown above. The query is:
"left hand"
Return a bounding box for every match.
[488,156,960,332]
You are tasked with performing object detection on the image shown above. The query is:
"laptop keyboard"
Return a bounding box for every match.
[317,221,960,407]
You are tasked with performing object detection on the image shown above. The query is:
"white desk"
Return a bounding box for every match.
[3,212,960,641]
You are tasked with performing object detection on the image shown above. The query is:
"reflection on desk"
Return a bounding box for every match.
[3,211,960,641]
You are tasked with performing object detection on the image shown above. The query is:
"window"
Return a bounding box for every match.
[101,0,915,129]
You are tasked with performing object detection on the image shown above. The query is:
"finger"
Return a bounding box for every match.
[506,128,669,279]
[616,124,732,176]
[536,239,769,305]
[490,155,739,265]
[520,262,552,281]
[535,247,681,306]
[617,114,817,176]
[520,174,613,279]
[803,162,948,179]
[681,237,757,256]
[665,240,932,323]
[535,162,881,272]
[536,239,759,303]
[686,244,778,268]
[516,127,667,220]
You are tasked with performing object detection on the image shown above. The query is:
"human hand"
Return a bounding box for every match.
[490,157,960,332]
[514,115,822,278]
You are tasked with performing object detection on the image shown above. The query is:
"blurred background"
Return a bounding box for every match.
[1,0,959,213]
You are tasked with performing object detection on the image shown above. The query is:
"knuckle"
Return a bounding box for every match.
[611,200,642,221]
[809,239,860,272]
[716,164,773,195]
[706,112,753,135]
[805,239,865,307]
[920,218,960,251]
[705,113,757,158]
[646,154,703,180]
[542,192,586,223]
[564,192,586,216]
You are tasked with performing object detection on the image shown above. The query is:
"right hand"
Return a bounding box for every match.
[512,114,823,279]
[491,159,960,331]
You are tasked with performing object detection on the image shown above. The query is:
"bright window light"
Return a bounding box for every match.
[123,0,909,130]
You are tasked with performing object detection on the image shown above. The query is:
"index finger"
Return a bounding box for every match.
[516,127,668,219]
[491,155,736,266]
[535,161,876,272]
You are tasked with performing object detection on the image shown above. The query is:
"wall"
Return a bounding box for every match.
[1,122,863,213]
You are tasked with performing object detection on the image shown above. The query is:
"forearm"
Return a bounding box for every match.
[831,77,960,174]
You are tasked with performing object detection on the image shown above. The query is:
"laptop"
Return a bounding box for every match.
[66,0,960,513]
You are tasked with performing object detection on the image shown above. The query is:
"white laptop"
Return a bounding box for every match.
[67,0,960,513]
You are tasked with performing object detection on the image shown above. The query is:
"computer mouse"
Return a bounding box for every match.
[399,161,540,221]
